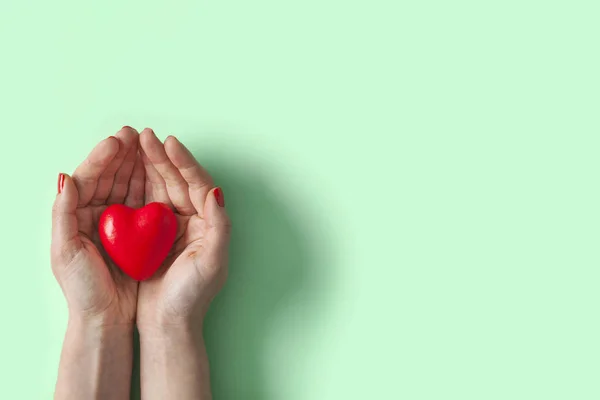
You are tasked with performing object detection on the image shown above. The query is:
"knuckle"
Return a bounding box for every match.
[52,201,60,216]
[214,219,232,236]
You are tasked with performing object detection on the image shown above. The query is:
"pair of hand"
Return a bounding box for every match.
[51,127,231,331]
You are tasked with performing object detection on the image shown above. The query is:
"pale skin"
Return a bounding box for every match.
[51,127,231,400]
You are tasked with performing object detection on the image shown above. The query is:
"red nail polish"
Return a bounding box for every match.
[214,187,225,207]
[58,173,65,194]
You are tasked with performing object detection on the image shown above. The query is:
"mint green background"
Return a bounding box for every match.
[1,1,599,399]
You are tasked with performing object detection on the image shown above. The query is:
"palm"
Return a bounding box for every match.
[72,204,138,320]
[165,213,205,273]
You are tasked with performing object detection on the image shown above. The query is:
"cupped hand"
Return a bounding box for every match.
[135,128,231,330]
[51,127,141,326]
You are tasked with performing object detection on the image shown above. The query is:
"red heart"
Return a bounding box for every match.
[99,202,177,281]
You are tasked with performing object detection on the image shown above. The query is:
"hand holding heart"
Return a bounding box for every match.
[51,127,230,328]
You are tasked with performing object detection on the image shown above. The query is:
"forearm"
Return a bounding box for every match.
[139,322,212,400]
[54,318,134,400]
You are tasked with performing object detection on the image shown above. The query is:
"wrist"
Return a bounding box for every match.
[137,316,203,341]
[65,316,134,356]
[56,314,134,399]
[136,307,207,338]
[68,312,135,332]
[137,318,211,400]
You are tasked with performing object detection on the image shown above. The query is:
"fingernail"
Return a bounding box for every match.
[58,173,65,194]
[214,187,225,207]
[122,125,133,130]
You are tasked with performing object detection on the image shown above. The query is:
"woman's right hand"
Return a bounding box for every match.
[51,127,141,326]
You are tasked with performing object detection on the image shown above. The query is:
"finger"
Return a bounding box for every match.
[124,154,145,208]
[52,174,83,268]
[107,127,140,204]
[140,130,195,215]
[199,187,231,274]
[139,129,171,206]
[72,137,120,207]
[164,135,214,216]
[91,127,139,205]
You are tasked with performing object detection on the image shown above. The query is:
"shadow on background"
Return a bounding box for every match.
[130,144,330,399]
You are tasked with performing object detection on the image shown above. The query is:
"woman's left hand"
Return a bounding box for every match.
[51,127,141,326]
[52,127,145,400]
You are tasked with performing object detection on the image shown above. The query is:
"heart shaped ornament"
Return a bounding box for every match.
[99,202,177,281]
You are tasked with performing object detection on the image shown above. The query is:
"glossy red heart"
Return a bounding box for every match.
[99,202,177,281]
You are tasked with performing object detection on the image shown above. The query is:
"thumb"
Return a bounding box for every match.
[51,173,83,268]
[202,187,232,264]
